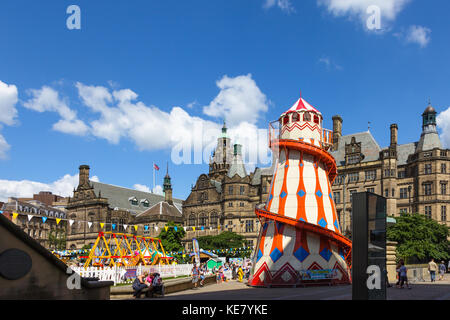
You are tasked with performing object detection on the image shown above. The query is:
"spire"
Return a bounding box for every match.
[222,120,228,137]
[163,163,173,205]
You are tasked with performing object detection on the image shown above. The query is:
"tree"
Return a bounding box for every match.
[49,227,66,250]
[387,213,450,263]
[157,221,185,254]
[197,231,250,258]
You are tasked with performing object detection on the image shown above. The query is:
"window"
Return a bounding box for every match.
[240,186,245,195]
[349,190,357,202]
[425,206,432,219]
[188,214,196,226]
[399,208,408,214]
[441,183,447,195]
[335,175,344,185]
[347,155,360,165]
[392,189,395,197]
[441,163,447,174]
[283,115,289,125]
[385,189,389,198]
[424,183,432,196]
[365,170,376,180]
[210,212,219,228]
[398,171,406,178]
[303,112,311,122]
[367,188,375,193]
[333,192,341,204]
[199,214,208,226]
[263,186,267,193]
[424,164,432,174]
[142,200,149,207]
[130,198,138,206]
[245,220,254,233]
[400,188,408,199]
[313,115,319,124]
[229,186,234,195]
[292,113,299,122]
[228,202,233,207]
[348,173,359,183]
[441,206,447,222]
[240,202,244,207]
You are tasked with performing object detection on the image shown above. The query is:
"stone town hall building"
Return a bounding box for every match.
[330,103,449,236]
[182,124,274,250]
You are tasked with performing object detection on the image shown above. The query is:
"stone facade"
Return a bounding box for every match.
[182,124,273,250]
[66,165,183,249]
[330,104,449,236]
[1,199,67,250]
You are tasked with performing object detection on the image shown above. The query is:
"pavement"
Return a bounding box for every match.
[158,273,450,300]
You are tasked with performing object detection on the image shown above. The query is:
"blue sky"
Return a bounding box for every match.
[0,0,449,201]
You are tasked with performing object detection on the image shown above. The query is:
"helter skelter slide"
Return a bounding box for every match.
[248,95,352,287]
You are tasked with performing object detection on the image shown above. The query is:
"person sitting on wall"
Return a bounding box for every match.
[132,271,150,298]
[150,273,165,297]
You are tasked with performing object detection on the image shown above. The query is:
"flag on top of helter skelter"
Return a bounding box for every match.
[248,93,352,287]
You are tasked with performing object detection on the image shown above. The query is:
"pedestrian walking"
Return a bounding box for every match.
[428,258,438,282]
[397,261,411,289]
[439,261,446,281]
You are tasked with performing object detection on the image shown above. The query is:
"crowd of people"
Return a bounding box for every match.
[393,258,449,289]
[132,271,165,298]
[190,261,252,288]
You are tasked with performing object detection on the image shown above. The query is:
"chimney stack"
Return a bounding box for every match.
[332,115,343,151]
[390,124,398,146]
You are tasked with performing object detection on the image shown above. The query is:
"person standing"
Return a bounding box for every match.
[398,261,411,289]
[439,261,446,281]
[428,258,438,282]
[191,265,199,289]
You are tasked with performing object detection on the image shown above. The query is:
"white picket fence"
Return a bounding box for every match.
[71,264,194,285]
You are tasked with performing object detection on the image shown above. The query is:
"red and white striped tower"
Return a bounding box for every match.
[248,95,352,287]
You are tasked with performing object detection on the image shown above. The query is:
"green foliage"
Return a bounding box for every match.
[48,228,66,250]
[157,221,185,254]
[197,231,250,258]
[387,213,450,262]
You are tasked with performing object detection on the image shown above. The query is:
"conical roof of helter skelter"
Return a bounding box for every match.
[281,97,322,117]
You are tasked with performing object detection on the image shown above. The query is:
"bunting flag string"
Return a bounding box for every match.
[2,210,254,234]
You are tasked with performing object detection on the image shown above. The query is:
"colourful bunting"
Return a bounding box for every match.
[100,223,104,229]
[12,213,18,220]
[56,218,61,225]
[42,217,47,223]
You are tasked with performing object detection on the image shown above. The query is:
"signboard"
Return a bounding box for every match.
[352,192,387,300]
[192,238,200,267]
[299,269,338,280]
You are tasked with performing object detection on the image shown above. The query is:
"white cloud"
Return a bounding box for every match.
[23,86,89,136]
[0,134,10,160]
[437,107,450,148]
[404,25,431,47]
[134,184,164,195]
[0,80,19,159]
[263,0,295,13]
[25,75,272,166]
[202,74,269,126]
[318,56,343,70]
[317,0,411,29]
[0,173,100,202]
[0,80,19,126]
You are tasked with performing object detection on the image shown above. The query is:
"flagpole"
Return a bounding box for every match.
[153,162,155,193]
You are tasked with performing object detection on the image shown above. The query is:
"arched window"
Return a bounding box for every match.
[199,213,208,227]
[283,115,290,125]
[303,112,311,122]
[313,114,319,124]
[292,113,299,122]
[188,214,196,226]
[210,212,219,228]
